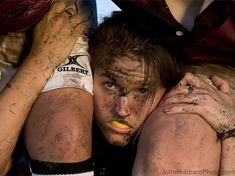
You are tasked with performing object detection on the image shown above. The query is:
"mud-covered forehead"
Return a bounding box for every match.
[104,55,150,87]
[93,55,156,102]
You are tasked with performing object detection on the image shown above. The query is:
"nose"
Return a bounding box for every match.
[115,96,131,117]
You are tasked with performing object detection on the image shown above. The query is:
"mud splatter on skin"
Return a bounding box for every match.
[102,69,149,118]
[104,69,150,103]
[0,136,16,152]
[111,133,133,146]
[93,54,164,147]
[56,126,89,159]
[95,70,157,146]
[34,112,55,156]
[29,90,91,161]
[38,124,86,160]
[174,119,187,138]
[53,126,75,159]
[6,83,11,88]
[109,59,147,87]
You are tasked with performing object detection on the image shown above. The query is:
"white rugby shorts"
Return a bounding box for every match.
[42,35,93,95]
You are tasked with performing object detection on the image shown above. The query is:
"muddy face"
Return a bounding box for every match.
[93,56,165,146]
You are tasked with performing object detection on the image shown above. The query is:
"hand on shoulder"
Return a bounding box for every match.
[161,72,235,135]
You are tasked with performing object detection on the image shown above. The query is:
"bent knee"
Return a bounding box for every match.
[23,88,93,162]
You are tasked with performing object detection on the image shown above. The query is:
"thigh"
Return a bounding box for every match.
[23,88,93,162]
[133,108,221,176]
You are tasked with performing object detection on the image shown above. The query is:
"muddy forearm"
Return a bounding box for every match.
[0,54,54,172]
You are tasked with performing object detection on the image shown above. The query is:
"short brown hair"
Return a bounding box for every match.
[89,11,183,96]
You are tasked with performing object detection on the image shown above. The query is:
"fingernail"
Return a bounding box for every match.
[163,108,171,113]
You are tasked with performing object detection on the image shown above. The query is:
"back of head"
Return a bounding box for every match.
[89,11,184,95]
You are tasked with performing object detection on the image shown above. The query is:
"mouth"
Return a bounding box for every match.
[109,120,132,134]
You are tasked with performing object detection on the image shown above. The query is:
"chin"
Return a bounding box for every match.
[111,140,129,147]
[105,134,131,147]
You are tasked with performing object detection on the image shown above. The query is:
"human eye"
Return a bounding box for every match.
[104,81,117,91]
[138,87,149,95]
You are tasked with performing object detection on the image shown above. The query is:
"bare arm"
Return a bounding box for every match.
[0,0,84,173]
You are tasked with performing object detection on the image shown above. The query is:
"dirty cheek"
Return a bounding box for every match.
[132,102,148,126]
[99,92,118,112]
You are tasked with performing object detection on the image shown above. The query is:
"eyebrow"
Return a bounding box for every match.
[100,72,114,79]
[102,74,150,90]
[99,72,118,84]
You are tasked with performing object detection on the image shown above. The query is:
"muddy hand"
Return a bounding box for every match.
[28,0,84,69]
[161,72,235,133]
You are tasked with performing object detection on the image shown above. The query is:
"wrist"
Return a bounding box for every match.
[25,52,56,74]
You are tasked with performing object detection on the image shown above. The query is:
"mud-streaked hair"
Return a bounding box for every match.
[88,11,183,97]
